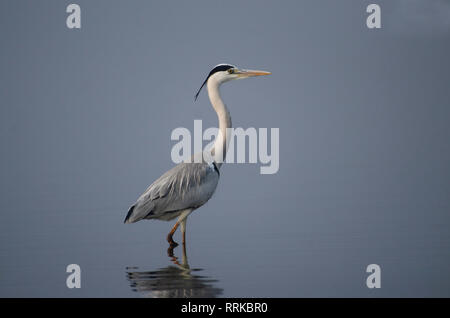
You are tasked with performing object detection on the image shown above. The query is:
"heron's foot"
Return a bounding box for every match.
[167,245,175,258]
[167,234,179,247]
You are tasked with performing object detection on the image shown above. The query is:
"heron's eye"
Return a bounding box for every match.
[228,69,234,74]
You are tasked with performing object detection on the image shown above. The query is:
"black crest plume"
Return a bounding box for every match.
[194,64,234,101]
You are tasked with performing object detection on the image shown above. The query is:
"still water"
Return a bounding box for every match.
[1,183,449,297]
[126,245,223,298]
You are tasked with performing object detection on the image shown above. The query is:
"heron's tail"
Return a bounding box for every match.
[124,205,136,224]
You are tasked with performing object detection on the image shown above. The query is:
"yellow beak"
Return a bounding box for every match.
[237,69,272,78]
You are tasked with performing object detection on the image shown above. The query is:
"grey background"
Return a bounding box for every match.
[1,0,449,297]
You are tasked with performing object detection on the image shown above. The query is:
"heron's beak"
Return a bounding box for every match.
[236,69,271,78]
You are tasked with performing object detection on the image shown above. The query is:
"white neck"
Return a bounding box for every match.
[207,78,232,169]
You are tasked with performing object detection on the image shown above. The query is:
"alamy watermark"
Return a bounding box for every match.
[66,264,81,289]
[171,120,279,175]
[366,264,381,289]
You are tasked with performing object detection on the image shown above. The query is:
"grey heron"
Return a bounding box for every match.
[124,64,271,247]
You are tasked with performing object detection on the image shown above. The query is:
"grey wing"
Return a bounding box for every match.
[124,162,219,223]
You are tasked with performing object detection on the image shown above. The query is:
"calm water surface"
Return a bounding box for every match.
[1,189,449,297]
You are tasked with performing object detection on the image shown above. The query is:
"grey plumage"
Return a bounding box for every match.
[124,162,219,224]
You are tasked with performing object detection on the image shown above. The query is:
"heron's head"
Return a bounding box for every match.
[195,64,271,101]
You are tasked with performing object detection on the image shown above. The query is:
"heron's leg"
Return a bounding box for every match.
[167,221,180,247]
[167,209,192,247]
[180,217,187,246]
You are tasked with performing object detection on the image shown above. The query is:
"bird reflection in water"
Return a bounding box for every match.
[126,245,223,298]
